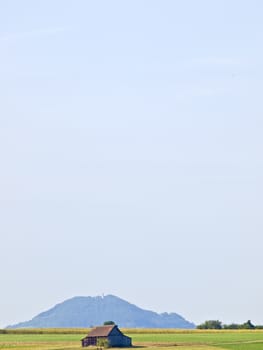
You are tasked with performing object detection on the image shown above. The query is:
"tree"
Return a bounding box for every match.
[197,320,222,329]
[97,338,110,349]
[103,321,115,325]
[240,320,255,329]
[223,323,239,329]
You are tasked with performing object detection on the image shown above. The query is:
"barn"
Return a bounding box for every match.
[81,325,132,347]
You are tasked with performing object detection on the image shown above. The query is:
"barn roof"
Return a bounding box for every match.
[87,325,116,337]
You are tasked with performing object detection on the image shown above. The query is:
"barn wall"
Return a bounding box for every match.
[123,336,132,347]
[82,337,97,347]
[108,335,132,347]
[110,327,122,336]
[82,336,108,347]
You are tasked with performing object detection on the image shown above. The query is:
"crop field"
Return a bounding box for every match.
[1,329,263,350]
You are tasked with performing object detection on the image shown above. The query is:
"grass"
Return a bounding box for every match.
[0,329,263,350]
[129,331,263,344]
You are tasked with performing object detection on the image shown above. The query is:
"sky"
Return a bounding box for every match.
[0,0,263,328]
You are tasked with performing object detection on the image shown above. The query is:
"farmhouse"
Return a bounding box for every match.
[81,325,132,347]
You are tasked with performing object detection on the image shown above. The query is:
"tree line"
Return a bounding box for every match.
[197,320,263,329]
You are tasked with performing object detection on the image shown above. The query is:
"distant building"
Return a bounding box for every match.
[81,325,132,347]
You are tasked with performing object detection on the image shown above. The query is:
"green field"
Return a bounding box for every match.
[1,329,263,350]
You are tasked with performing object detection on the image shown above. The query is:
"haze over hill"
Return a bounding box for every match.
[7,295,195,329]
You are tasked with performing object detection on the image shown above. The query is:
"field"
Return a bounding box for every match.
[1,329,263,350]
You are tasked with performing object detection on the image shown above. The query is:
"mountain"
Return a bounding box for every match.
[7,295,195,329]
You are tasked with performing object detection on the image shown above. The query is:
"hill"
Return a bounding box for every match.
[7,295,195,329]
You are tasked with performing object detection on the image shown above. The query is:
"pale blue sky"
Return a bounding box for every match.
[0,0,263,328]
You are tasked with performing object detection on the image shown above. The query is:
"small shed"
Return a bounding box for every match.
[81,325,132,347]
